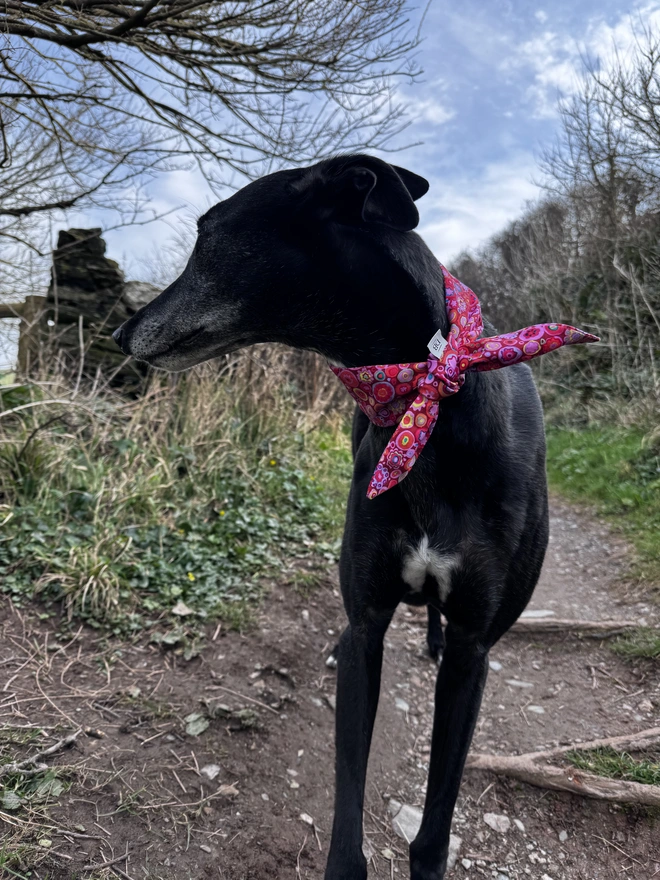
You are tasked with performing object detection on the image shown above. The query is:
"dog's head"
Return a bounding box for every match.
[113,155,429,370]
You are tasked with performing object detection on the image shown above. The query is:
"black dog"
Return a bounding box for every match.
[113,155,548,880]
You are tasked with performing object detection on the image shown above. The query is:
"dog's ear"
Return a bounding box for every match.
[331,162,427,231]
[391,165,430,201]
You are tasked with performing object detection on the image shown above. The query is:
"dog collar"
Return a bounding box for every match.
[331,265,599,499]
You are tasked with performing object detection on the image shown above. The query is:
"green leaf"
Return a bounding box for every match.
[185,712,209,736]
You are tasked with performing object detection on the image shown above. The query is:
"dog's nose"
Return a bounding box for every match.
[112,326,126,351]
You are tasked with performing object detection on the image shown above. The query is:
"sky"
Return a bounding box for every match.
[93,0,660,280]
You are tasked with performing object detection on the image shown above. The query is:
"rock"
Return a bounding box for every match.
[489,660,503,671]
[558,830,568,842]
[505,679,534,688]
[201,764,221,780]
[527,705,545,714]
[447,834,462,870]
[200,844,212,853]
[395,697,410,713]
[388,800,461,866]
[389,800,422,841]
[513,819,525,833]
[326,654,338,669]
[484,812,511,834]
[300,813,314,826]
[301,610,310,623]
[461,858,473,869]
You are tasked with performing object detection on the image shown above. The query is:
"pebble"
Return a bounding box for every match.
[261,793,269,801]
[301,609,310,623]
[389,800,422,840]
[505,679,534,689]
[395,697,410,713]
[199,845,212,853]
[513,819,525,833]
[201,764,221,780]
[489,660,503,672]
[559,830,568,842]
[461,858,473,869]
[527,705,545,714]
[484,812,511,834]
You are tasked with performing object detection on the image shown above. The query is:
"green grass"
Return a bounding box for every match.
[546,424,660,591]
[0,370,352,635]
[611,628,660,660]
[566,747,660,785]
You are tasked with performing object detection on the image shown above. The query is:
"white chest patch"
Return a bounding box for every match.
[401,536,459,602]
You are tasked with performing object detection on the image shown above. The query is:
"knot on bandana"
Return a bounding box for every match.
[331,265,599,499]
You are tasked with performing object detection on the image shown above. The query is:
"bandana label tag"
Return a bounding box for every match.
[428,329,448,358]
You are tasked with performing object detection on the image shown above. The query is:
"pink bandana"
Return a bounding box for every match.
[332,265,599,499]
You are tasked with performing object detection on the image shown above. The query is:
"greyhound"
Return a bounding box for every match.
[112,154,555,880]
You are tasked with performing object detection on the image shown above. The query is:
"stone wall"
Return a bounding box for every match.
[42,228,160,389]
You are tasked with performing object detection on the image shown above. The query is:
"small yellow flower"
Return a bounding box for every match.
[269,459,276,466]
[187,572,195,581]
[310,476,315,481]
[219,510,226,516]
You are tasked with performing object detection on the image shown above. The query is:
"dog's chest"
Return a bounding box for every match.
[399,534,459,606]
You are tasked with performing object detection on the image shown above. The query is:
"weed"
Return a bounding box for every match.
[611,628,660,660]
[546,425,660,592]
[0,363,352,635]
[566,747,660,785]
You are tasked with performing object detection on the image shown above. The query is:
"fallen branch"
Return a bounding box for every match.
[509,619,654,637]
[0,729,81,778]
[466,753,660,806]
[467,727,660,806]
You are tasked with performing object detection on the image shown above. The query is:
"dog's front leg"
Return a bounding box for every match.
[409,626,489,880]
[325,612,392,880]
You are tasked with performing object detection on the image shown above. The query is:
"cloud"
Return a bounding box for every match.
[417,153,541,260]
[509,2,660,119]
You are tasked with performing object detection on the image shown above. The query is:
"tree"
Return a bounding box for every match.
[0,0,420,294]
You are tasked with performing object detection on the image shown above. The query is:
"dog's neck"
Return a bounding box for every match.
[296,230,449,368]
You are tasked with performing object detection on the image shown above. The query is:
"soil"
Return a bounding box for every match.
[1,497,659,880]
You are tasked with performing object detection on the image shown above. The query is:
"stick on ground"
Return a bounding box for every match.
[0,729,81,778]
[467,727,660,806]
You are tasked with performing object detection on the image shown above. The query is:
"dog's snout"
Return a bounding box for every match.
[112,325,127,352]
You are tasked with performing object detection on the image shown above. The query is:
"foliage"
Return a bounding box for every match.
[0,363,352,634]
[546,424,660,591]
[612,628,660,660]
[451,26,660,408]
[566,747,660,786]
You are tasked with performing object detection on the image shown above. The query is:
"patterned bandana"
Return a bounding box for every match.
[331,265,599,499]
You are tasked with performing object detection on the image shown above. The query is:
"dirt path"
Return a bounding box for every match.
[1,498,659,879]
